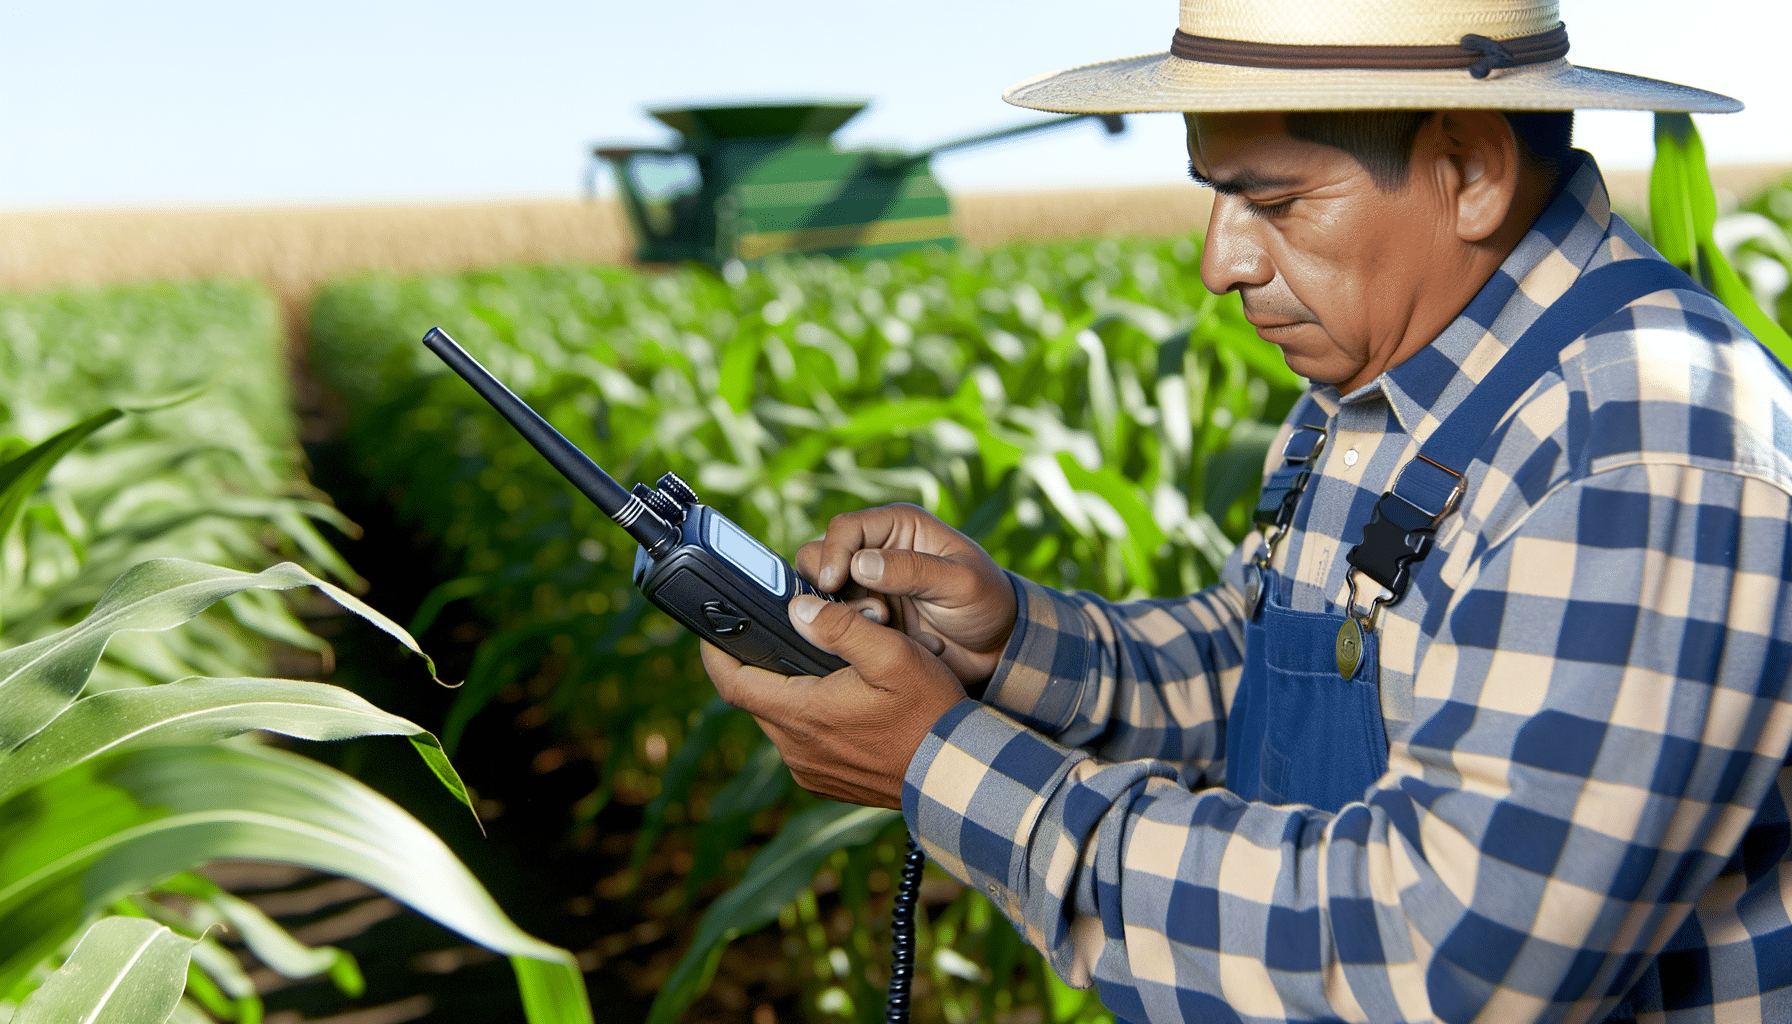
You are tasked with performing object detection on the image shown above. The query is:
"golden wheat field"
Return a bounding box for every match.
[0,165,1783,329]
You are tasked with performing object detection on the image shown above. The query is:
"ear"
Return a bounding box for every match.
[1427,110,1521,244]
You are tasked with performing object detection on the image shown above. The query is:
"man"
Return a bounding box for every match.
[703,1,1792,1020]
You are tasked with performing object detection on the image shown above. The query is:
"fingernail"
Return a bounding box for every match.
[855,549,884,582]
[860,607,880,622]
[819,565,839,590]
[918,633,945,655]
[792,595,822,624]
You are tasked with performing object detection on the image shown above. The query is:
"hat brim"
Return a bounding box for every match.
[1004,54,1743,115]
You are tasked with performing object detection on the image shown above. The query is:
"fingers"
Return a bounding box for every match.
[797,504,941,594]
[700,640,823,720]
[849,546,985,607]
[845,596,888,625]
[788,593,938,688]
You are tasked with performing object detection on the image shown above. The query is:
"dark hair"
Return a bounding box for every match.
[1283,110,1575,189]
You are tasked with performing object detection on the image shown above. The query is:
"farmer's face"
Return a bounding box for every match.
[1187,112,1464,394]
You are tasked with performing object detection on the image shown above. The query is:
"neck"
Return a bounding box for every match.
[1334,161,1558,395]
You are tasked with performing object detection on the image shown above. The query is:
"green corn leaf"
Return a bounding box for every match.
[647,802,900,1024]
[1650,112,1792,361]
[0,377,224,566]
[0,408,124,549]
[716,334,763,414]
[1021,453,1093,536]
[441,616,619,755]
[1649,113,1711,275]
[0,676,466,810]
[630,696,741,872]
[827,398,955,445]
[12,916,196,1024]
[160,875,362,993]
[1073,329,1120,460]
[1200,421,1282,524]
[0,558,439,752]
[688,739,794,892]
[408,572,499,638]
[1057,455,1167,550]
[181,946,242,1018]
[512,954,596,1024]
[0,744,592,1024]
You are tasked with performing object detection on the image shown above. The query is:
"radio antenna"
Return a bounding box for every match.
[422,327,676,555]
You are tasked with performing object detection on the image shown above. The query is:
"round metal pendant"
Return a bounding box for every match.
[1336,618,1364,679]
[1245,564,1265,616]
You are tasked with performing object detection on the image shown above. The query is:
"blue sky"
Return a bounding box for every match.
[0,0,1785,209]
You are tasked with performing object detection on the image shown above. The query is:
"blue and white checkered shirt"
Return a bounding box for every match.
[902,154,1792,1023]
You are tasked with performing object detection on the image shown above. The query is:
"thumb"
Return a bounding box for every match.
[700,639,831,720]
[789,593,933,682]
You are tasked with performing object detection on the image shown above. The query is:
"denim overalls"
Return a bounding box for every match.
[1224,259,1698,815]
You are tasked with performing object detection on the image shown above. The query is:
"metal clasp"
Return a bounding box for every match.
[1344,568,1395,632]
[1409,453,1466,522]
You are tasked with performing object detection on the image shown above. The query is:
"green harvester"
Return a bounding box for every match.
[592,102,1123,266]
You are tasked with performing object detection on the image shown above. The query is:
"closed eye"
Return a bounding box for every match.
[1244,198,1295,219]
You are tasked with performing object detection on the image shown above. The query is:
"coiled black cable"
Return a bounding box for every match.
[883,834,926,1024]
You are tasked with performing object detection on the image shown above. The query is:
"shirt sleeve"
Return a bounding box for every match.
[903,462,1792,1024]
[977,542,1252,785]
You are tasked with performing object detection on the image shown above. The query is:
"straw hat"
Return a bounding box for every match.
[1004,0,1742,114]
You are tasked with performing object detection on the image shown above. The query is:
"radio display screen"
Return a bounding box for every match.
[707,512,786,594]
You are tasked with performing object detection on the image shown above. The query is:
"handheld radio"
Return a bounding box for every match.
[424,326,924,1024]
[421,327,847,678]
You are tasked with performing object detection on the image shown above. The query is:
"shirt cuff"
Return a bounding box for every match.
[979,572,1097,736]
[902,698,1086,925]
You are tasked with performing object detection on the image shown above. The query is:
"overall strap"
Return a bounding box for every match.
[1251,399,1332,535]
[1246,399,1332,613]
[1344,258,1703,622]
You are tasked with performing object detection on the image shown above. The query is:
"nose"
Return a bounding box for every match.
[1199,195,1275,296]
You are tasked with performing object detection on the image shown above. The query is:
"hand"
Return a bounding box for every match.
[796,504,1017,687]
[702,593,967,808]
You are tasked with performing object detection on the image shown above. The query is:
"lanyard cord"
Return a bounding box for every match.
[883,835,926,1023]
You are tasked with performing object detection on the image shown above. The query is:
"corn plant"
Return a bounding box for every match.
[0,425,592,1024]
[1713,172,1792,336]
[0,280,354,687]
[1648,113,1792,356]
[0,277,596,1022]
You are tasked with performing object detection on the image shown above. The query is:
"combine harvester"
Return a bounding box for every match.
[591,102,1123,266]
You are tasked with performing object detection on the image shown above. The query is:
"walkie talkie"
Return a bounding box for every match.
[421,327,847,677]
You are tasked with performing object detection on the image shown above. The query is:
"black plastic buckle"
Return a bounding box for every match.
[1345,492,1439,598]
[1252,465,1312,530]
[1343,454,1464,619]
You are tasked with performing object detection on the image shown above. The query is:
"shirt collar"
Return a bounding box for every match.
[1323,151,1615,440]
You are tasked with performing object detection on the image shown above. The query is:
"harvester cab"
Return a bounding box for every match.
[589,102,1123,266]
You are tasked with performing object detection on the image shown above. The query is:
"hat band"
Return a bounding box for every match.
[1170,23,1569,79]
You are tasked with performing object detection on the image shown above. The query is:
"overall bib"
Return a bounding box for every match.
[1224,259,1698,815]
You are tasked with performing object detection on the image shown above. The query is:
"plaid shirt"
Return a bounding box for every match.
[903,154,1792,1023]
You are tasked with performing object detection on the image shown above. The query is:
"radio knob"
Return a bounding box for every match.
[657,472,700,508]
[633,483,685,525]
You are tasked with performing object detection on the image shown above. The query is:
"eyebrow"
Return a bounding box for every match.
[1186,160,1302,196]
